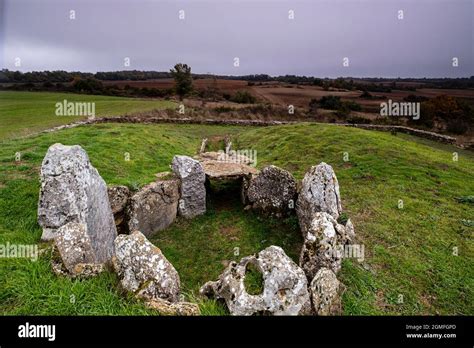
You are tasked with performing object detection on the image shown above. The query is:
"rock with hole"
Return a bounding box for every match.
[200,245,311,316]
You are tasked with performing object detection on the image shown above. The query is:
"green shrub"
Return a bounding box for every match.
[230,90,256,104]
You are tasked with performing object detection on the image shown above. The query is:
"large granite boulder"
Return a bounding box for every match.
[200,246,311,316]
[127,179,179,237]
[113,231,181,303]
[310,267,345,315]
[37,143,117,263]
[296,162,342,234]
[244,165,297,216]
[171,155,206,218]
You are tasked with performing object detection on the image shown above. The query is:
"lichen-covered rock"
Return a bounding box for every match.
[245,165,297,216]
[127,180,179,237]
[171,155,206,218]
[52,223,106,278]
[107,185,130,232]
[296,162,342,234]
[310,267,344,315]
[37,143,117,263]
[299,212,351,278]
[200,246,311,316]
[54,222,96,273]
[108,185,130,215]
[113,231,180,303]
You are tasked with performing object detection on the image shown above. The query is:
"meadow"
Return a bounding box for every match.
[0,91,175,140]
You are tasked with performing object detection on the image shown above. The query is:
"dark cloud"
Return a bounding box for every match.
[1,0,472,77]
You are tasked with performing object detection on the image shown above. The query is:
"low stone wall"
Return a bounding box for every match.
[39,116,458,146]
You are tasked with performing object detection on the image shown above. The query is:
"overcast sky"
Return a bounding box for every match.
[1,0,472,77]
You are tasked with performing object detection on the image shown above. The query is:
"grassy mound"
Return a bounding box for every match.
[0,122,472,315]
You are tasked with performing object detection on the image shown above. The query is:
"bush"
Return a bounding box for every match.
[230,90,256,104]
[447,120,469,135]
[72,77,104,93]
[319,95,343,109]
[317,96,362,112]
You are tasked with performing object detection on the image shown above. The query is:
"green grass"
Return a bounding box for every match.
[0,91,175,140]
[0,122,472,315]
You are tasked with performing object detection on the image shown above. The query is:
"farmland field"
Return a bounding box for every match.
[0,91,176,140]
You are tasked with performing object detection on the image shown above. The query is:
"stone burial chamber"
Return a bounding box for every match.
[37,141,356,316]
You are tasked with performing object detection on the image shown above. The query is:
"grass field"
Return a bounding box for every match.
[0,91,175,140]
[0,120,472,315]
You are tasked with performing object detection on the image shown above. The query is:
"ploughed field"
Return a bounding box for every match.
[0,122,472,315]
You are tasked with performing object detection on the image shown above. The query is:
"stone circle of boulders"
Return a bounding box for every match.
[200,246,311,316]
[242,165,297,217]
[38,142,356,316]
[171,155,206,218]
[38,143,117,264]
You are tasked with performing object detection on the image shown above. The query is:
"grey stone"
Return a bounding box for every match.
[107,185,130,232]
[310,267,344,315]
[245,165,297,216]
[200,246,311,316]
[127,180,179,237]
[171,155,206,218]
[299,212,351,278]
[37,143,117,263]
[108,185,129,215]
[113,231,181,303]
[296,162,342,234]
[54,222,96,273]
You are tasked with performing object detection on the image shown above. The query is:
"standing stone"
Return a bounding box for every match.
[127,179,179,237]
[200,246,311,316]
[37,143,117,263]
[299,212,344,279]
[171,155,206,218]
[296,162,342,234]
[310,267,345,315]
[245,165,297,216]
[113,231,181,303]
